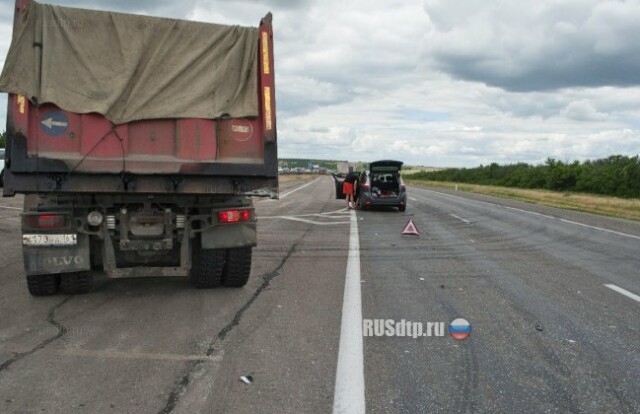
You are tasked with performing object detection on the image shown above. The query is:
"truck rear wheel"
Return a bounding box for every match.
[26,274,59,296]
[191,239,225,288]
[60,272,92,294]
[222,247,252,287]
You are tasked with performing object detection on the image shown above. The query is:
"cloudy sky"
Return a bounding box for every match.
[1,0,640,167]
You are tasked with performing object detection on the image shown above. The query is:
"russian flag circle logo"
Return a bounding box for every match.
[449,318,472,340]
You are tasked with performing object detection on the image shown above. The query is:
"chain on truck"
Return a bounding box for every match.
[0,0,278,295]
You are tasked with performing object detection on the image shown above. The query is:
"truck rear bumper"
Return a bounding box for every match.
[21,194,258,278]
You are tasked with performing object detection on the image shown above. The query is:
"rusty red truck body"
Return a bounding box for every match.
[1,0,278,295]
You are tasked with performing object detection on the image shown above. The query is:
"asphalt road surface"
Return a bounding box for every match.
[0,176,638,413]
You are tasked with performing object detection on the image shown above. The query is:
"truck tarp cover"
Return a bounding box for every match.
[0,1,259,124]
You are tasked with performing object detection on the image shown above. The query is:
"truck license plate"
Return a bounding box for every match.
[22,234,77,246]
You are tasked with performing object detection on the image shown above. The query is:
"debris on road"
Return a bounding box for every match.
[240,375,253,385]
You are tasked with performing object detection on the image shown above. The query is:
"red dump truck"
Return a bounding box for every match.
[0,0,278,295]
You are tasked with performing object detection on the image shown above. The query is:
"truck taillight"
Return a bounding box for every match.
[218,209,251,223]
[363,184,369,190]
[27,214,66,229]
[400,184,406,191]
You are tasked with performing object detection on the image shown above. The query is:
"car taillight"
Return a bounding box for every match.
[27,214,66,229]
[400,184,406,190]
[218,209,251,223]
[362,184,370,190]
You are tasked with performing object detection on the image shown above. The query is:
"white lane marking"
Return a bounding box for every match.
[278,177,321,199]
[321,208,351,215]
[449,213,470,224]
[260,208,350,219]
[411,188,496,208]
[411,187,640,241]
[0,205,22,211]
[259,208,350,225]
[503,206,640,241]
[604,284,640,304]
[409,197,417,201]
[261,216,350,226]
[502,206,555,219]
[333,210,365,414]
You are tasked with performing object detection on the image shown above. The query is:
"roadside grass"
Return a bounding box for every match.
[405,179,640,222]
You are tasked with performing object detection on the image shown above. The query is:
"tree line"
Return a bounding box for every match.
[279,158,340,170]
[406,155,640,198]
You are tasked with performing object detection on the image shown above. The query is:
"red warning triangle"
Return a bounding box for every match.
[402,219,420,236]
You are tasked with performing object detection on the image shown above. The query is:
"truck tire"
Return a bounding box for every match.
[26,274,59,296]
[60,272,92,294]
[222,247,252,287]
[191,239,225,288]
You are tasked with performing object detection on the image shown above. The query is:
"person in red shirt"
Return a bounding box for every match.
[343,172,358,209]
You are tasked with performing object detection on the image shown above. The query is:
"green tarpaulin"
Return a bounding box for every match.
[0,1,259,124]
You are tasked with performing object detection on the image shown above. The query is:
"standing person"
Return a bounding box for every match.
[343,171,358,209]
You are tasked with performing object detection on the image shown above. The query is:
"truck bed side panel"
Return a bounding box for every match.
[3,6,278,196]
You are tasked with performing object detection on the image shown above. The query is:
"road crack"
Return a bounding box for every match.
[0,296,71,373]
[158,229,310,414]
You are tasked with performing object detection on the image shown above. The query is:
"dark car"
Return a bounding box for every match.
[357,160,407,211]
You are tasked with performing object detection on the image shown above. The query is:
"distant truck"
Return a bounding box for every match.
[0,0,278,295]
[336,161,351,175]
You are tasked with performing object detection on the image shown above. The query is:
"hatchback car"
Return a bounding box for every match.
[357,160,407,211]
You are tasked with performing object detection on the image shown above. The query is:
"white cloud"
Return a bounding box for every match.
[561,99,609,122]
[422,0,640,91]
[0,0,638,167]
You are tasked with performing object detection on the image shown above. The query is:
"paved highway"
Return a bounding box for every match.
[0,176,638,413]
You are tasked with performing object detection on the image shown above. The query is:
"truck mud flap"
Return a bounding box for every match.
[23,234,90,276]
[201,223,257,249]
